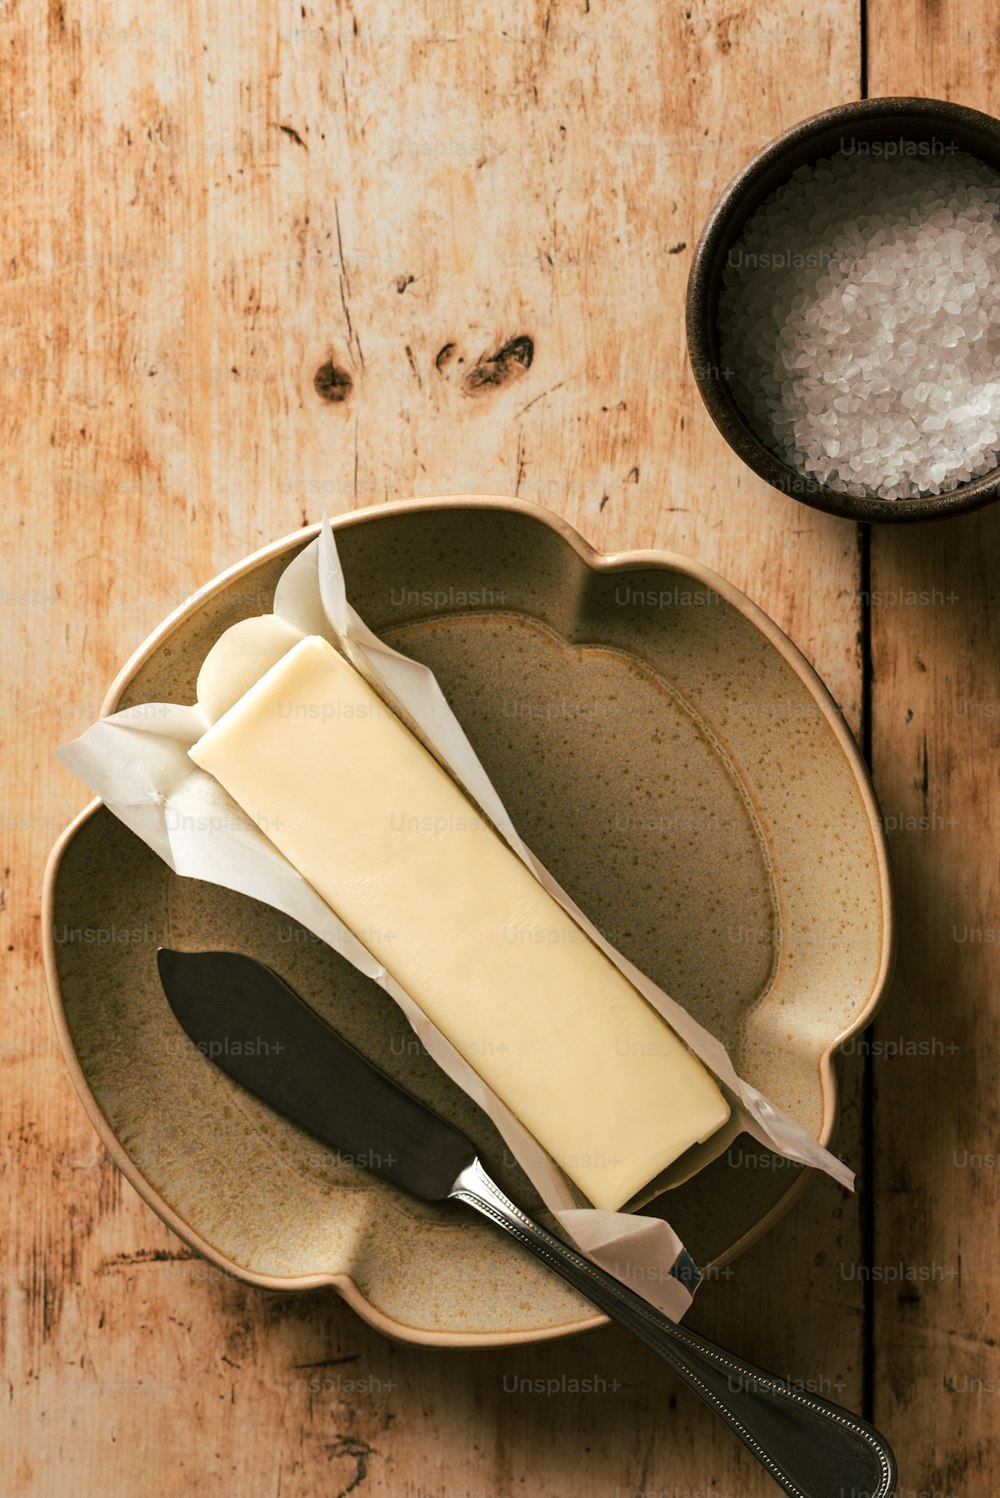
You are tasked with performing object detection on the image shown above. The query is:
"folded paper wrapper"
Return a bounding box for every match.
[57,520,854,1322]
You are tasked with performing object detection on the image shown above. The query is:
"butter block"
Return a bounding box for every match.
[189,635,730,1210]
[196,614,305,724]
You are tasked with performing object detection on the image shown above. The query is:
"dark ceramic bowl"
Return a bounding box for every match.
[686,96,1000,523]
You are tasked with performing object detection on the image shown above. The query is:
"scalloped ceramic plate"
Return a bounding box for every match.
[43,497,893,1347]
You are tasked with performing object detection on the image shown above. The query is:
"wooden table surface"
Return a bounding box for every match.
[4,2,998,1494]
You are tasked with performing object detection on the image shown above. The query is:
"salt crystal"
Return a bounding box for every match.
[718,146,1000,498]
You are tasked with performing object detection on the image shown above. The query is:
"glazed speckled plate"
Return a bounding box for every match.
[43,497,893,1347]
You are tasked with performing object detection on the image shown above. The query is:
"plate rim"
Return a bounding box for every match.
[42,494,895,1346]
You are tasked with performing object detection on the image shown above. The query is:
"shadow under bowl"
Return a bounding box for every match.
[686,96,1000,523]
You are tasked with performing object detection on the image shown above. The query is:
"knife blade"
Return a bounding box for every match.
[156,945,897,1498]
[156,947,474,1201]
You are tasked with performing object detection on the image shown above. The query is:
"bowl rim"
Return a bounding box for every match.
[42,493,896,1346]
[686,93,1000,523]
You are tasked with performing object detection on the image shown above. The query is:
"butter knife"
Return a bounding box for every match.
[157,948,896,1498]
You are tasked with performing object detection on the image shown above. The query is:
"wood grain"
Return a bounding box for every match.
[0,0,907,1494]
[867,5,1000,1493]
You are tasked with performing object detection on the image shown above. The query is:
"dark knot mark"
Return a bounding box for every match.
[435,336,534,394]
[463,335,534,394]
[314,361,353,403]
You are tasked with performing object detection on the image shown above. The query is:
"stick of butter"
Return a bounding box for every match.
[189,634,730,1211]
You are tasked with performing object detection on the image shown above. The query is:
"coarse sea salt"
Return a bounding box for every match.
[717,148,1000,500]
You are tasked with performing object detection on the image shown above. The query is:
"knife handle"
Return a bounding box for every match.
[450,1159,896,1498]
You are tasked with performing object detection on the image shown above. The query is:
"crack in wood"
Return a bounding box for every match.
[326,1435,377,1496]
[292,1355,360,1370]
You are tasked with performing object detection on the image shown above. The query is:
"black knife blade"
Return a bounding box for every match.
[156,947,475,1201]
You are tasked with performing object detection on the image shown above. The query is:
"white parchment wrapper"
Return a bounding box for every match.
[57,520,854,1322]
